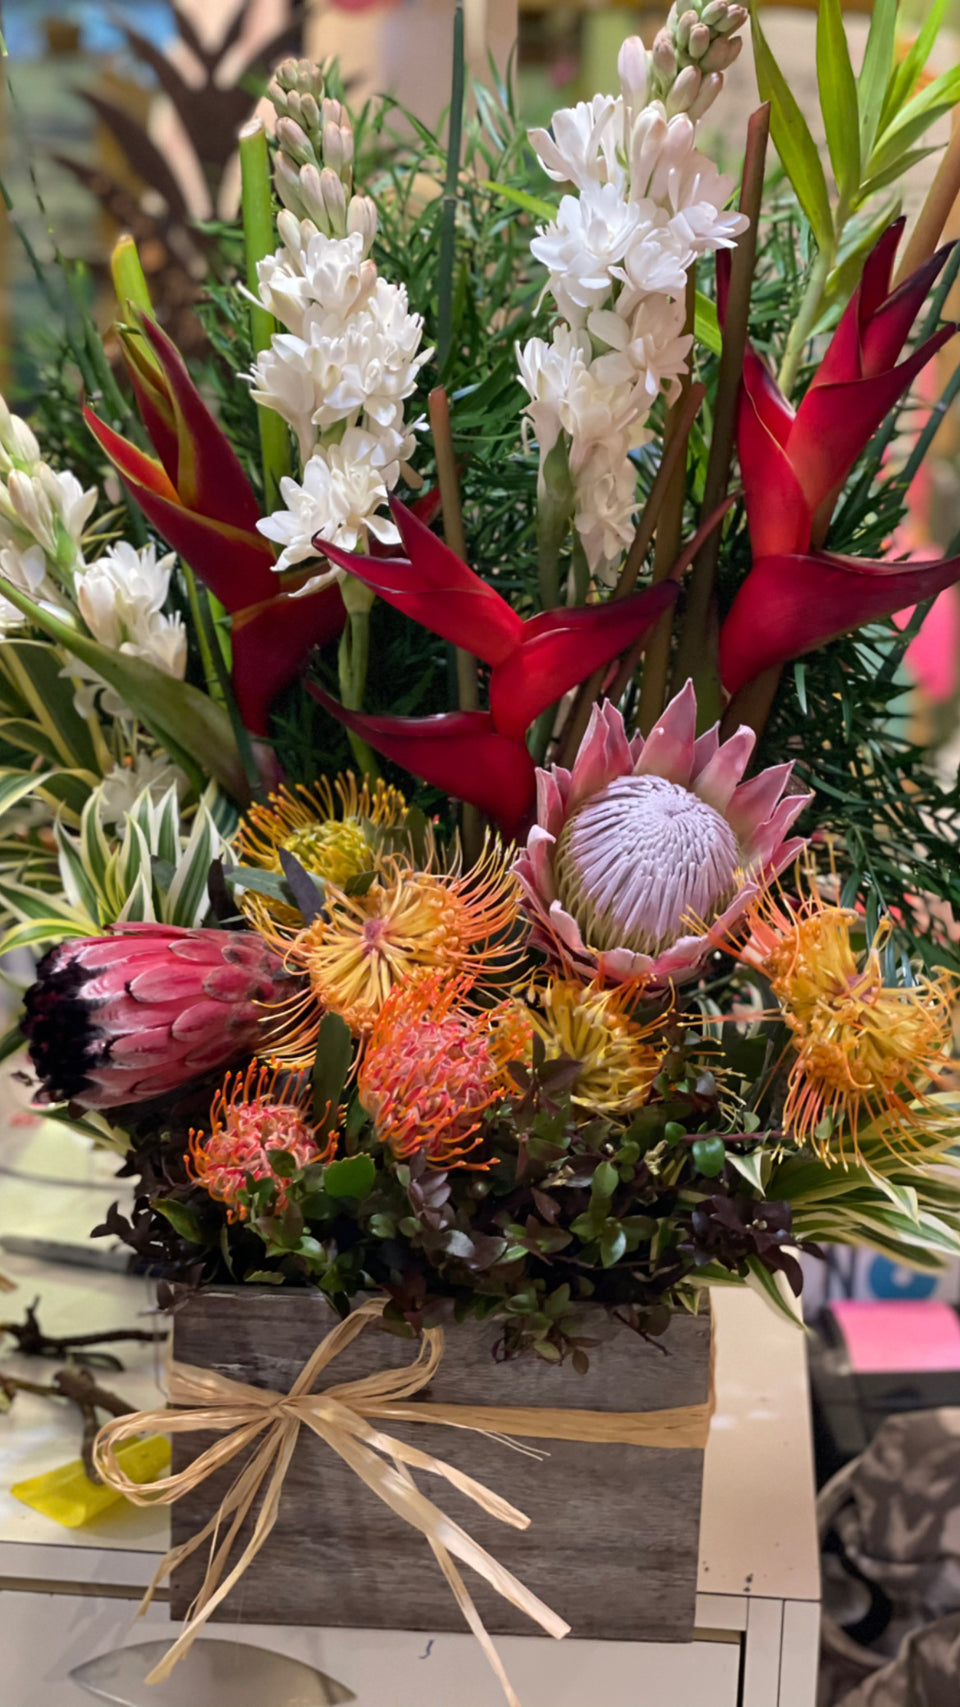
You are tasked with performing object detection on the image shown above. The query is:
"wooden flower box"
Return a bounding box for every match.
[169,1288,712,1642]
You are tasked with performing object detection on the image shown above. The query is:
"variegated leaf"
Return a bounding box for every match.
[116,867,157,924]
[164,799,223,928]
[54,817,101,921]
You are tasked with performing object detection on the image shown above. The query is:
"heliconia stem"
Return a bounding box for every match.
[894,122,960,288]
[239,118,293,512]
[636,272,697,737]
[672,103,770,727]
[428,385,482,862]
[554,381,706,769]
[719,662,780,742]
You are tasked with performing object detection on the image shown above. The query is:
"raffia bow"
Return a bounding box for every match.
[93,1297,712,1707]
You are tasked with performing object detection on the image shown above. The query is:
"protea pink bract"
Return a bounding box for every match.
[514,681,810,989]
[23,924,290,1110]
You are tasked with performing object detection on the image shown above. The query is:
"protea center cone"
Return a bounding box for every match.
[515,681,810,989]
[23,924,291,1110]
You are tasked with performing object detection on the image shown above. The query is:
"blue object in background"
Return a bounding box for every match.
[1,2,174,57]
[867,1255,938,1301]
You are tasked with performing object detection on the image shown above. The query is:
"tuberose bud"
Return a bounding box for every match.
[687,70,723,121]
[618,35,650,103]
[701,33,742,72]
[687,21,712,60]
[666,64,702,115]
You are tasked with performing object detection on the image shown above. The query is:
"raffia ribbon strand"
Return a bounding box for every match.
[93,1298,712,1707]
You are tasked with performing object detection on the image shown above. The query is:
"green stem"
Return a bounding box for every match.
[436,1,465,374]
[184,565,225,707]
[428,385,482,863]
[536,437,575,611]
[777,239,835,396]
[190,576,262,798]
[239,119,292,511]
[338,597,378,778]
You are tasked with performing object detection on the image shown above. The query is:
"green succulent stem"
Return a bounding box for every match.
[239,118,293,511]
[777,219,841,397]
[338,578,378,779]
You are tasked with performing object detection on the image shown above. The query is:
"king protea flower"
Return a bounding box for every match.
[515,680,809,989]
[23,925,291,1110]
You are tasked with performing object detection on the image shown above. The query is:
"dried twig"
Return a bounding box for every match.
[1,1364,133,1480]
[0,1299,166,1371]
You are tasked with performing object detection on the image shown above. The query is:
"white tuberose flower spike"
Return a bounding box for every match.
[518,31,746,579]
[250,103,431,570]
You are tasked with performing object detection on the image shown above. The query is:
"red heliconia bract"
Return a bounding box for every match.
[311,496,680,838]
[84,314,345,737]
[22,925,292,1110]
[717,222,960,696]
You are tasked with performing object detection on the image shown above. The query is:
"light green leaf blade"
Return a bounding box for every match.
[879,0,946,134]
[116,867,156,924]
[869,65,960,179]
[750,0,832,248]
[80,791,112,897]
[817,0,860,203]
[858,0,897,162]
[694,290,722,355]
[478,178,557,222]
[0,580,250,805]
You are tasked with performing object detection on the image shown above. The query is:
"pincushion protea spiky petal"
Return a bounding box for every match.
[189,1063,333,1221]
[728,884,960,1162]
[23,925,291,1110]
[515,681,809,990]
[358,973,529,1168]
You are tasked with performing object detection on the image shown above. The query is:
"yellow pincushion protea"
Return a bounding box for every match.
[236,775,409,923]
[527,979,665,1114]
[740,887,958,1162]
[253,838,523,1061]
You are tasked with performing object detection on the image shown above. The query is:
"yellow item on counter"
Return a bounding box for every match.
[11,1433,170,1528]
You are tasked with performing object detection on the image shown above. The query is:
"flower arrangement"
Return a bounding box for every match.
[4,0,960,1359]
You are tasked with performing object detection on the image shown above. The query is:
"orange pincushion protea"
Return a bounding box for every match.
[736,886,958,1160]
[358,975,531,1168]
[254,837,522,1062]
[189,1063,334,1220]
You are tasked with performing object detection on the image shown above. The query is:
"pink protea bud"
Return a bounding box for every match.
[514,682,810,991]
[23,925,292,1111]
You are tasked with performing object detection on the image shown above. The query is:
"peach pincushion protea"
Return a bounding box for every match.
[514,681,810,990]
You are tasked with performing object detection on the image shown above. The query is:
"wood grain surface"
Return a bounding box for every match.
[170,1290,710,1641]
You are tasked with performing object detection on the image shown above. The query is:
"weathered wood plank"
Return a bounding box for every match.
[170,1290,710,1641]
